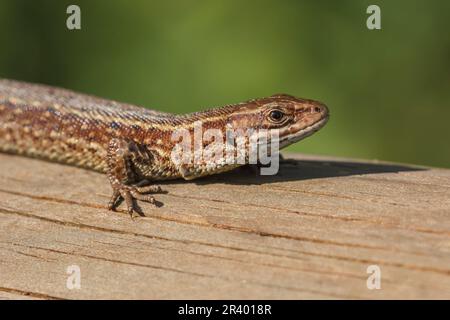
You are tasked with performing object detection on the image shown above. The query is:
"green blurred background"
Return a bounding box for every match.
[0,0,449,167]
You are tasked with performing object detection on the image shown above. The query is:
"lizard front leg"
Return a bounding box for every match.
[106,138,163,216]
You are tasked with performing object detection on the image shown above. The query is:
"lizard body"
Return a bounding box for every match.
[0,79,329,215]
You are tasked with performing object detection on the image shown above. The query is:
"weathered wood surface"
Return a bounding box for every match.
[0,152,449,299]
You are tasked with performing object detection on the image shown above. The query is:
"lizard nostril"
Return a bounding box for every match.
[314,106,322,113]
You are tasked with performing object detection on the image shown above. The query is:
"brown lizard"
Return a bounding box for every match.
[0,79,329,215]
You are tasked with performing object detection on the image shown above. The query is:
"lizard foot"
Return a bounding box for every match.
[108,184,164,217]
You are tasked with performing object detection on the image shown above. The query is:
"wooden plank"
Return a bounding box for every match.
[0,153,449,299]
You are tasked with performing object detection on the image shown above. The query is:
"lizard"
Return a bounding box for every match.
[0,79,329,216]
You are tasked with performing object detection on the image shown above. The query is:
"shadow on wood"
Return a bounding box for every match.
[194,157,425,186]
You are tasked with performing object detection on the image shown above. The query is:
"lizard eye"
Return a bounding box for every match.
[268,109,285,123]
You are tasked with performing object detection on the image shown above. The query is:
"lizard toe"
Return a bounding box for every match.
[136,184,163,194]
[108,189,121,210]
[130,189,156,204]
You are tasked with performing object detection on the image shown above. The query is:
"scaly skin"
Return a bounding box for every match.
[0,79,329,215]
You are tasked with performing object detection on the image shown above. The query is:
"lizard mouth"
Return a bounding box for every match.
[278,115,329,148]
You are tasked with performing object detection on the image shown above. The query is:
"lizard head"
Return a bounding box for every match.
[227,94,329,149]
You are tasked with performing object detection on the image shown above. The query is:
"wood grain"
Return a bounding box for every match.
[0,153,449,299]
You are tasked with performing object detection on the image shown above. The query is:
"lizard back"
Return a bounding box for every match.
[0,79,174,172]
